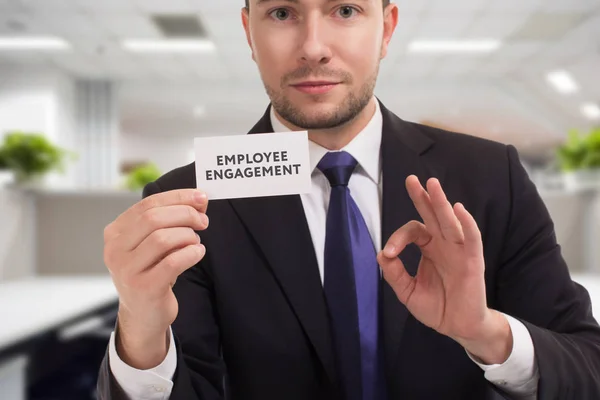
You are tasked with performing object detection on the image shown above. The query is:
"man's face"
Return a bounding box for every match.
[242,0,397,130]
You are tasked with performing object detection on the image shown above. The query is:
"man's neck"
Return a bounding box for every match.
[274,97,377,151]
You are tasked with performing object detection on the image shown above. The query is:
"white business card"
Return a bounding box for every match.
[194,131,311,200]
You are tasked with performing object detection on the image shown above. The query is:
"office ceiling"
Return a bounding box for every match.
[0,0,599,157]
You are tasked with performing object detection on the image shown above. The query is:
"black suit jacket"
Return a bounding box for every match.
[98,101,600,400]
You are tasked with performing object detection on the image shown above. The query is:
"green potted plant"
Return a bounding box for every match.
[556,127,600,190]
[0,146,14,187]
[124,162,162,192]
[0,131,76,186]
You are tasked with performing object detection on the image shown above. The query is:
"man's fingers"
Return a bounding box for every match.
[380,221,431,304]
[405,176,442,237]
[382,220,432,258]
[377,250,415,305]
[454,203,482,256]
[135,189,208,216]
[105,189,208,242]
[115,205,209,252]
[142,243,207,294]
[126,227,202,276]
[427,178,464,244]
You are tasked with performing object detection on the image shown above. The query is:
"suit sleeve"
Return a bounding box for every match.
[96,181,226,400]
[494,145,600,399]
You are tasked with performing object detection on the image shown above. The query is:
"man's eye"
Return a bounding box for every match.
[337,6,357,18]
[271,8,291,21]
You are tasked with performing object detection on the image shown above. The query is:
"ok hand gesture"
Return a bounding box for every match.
[378,176,511,364]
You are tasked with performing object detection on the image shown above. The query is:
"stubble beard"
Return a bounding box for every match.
[264,63,380,130]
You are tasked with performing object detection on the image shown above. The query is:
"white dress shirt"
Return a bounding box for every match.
[109,99,539,399]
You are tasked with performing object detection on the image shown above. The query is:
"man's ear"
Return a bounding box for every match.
[241,7,256,61]
[380,3,398,60]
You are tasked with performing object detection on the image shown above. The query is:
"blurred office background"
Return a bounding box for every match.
[0,0,599,399]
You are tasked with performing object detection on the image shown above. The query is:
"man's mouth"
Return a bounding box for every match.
[290,81,341,94]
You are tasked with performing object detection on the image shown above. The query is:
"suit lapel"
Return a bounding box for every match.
[378,101,436,380]
[229,107,337,385]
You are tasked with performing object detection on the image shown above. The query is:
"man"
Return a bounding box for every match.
[97,0,600,399]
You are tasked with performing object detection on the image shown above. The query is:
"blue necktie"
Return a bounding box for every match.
[318,151,385,400]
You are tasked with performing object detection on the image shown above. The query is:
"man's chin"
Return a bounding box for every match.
[283,112,352,130]
[271,91,371,130]
[288,95,338,109]
[294,96,344,112]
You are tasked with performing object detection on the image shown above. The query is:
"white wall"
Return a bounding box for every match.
[541,190,600,273]
[0,92,54,139]
[0,67,76,187]
[0,68,76,280]
[0,189,36,281]
[119,133,196,177]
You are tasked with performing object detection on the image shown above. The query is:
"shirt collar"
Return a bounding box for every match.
[269,98,382,184]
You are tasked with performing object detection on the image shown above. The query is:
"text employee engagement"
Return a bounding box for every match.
[205,151,302,181]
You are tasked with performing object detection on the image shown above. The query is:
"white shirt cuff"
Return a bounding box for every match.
[108,325,177,399]
[467,313,539,398]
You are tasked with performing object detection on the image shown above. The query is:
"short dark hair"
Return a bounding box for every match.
[245,0,391,9]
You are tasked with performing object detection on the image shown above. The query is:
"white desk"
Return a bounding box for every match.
[0,276,118,351]
[0,276,117,400]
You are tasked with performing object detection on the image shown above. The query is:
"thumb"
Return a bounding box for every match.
[377,251,415,305]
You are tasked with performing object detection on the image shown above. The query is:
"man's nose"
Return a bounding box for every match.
[298,15,333,66]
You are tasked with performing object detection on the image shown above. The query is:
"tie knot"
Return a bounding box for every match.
[317,151,358,187]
